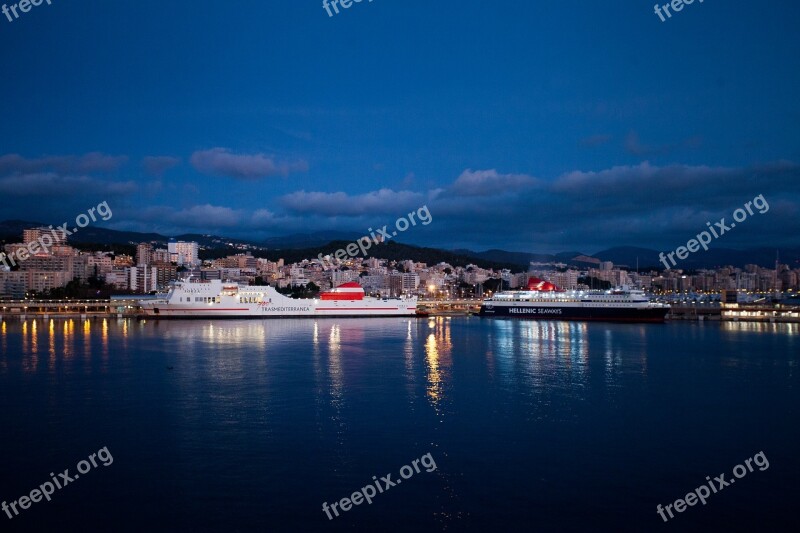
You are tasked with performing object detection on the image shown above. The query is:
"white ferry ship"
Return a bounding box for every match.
[479,278,670,323]
[139,279,417,318]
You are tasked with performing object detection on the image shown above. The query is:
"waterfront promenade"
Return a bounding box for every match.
[2,298,799,323]
[0,298,141,319]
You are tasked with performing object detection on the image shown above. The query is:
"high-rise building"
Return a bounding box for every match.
[114,255,134,267]
[331,270,359,286]
[152,249,170,264]
[168,241,200,266]
[128,266,158,293]
[23,227,67,247]
[235,253,257,270]
[177,242,198,266]
[50,244,76,257]
[0,271,26,298]
[73,255,91,283]
[136,243,153,266]
[19,255,74,280]
[390,272,419,296]
[25,271,71,294]
[155,265,180,289]
[104,269,129,290]
[550,270,580,290]
[361,275,388,292]
[87,253,115,278]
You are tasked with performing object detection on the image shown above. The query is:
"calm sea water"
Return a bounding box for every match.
[0,317,798,532]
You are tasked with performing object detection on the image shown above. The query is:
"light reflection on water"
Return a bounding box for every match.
[424,317,453,410]
[721,321,799,335]
[0,317,798,531]
[102,318,109,361]
[1,317,797,387]
[489,320,595,397]
[0,315,796,441]
[404,319,415,401]
[83,319,91,365]
[0,321,5,372]
[49,319,56,371]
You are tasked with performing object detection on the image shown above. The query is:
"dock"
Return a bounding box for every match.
[2,299,799,323]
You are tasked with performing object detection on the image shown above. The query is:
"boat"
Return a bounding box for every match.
[139,279,417,318]
[478,277,670,323]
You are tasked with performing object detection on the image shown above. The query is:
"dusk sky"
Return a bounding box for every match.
[1,0,798,253]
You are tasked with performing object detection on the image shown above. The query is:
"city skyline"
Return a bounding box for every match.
[3,217,799,299]
[2,214,799,270]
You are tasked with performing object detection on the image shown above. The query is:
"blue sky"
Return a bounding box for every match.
[1,0,799,253]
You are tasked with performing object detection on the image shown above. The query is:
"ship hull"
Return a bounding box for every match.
[140,308,416,319]
[478,304,669,323]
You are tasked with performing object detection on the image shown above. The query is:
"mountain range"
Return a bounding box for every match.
[1,220,797,271]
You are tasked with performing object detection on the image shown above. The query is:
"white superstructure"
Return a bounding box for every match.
[479,278,670,322]
[139,279,416,318]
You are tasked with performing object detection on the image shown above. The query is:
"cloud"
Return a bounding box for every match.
[114,205,300,235]
[172,204,242,227]
[272,162,799,250]
[142,156,181,176]
[132,204,244,229]
[95,159,800,253]
[0,152,139,228]
[0,152,135,201]
[189,148,308,179]
[0,172,137,197]
[293,161,798,252]
[0,152,128,175]
[281,188,426,216]
[251,209,278,225]
[6,149,796,254]
[70,152,128,173]
[440,161,800,251]
[550,161,800,212]
[449,169,541,197]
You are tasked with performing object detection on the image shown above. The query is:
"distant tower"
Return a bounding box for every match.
[24,226,66,246]
[136,243,153,266]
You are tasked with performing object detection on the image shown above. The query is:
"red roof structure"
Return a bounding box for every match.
[527,277,563,292]
[320,282,365,300]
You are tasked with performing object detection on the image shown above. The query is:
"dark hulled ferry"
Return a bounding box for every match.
[478,278,670,323]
